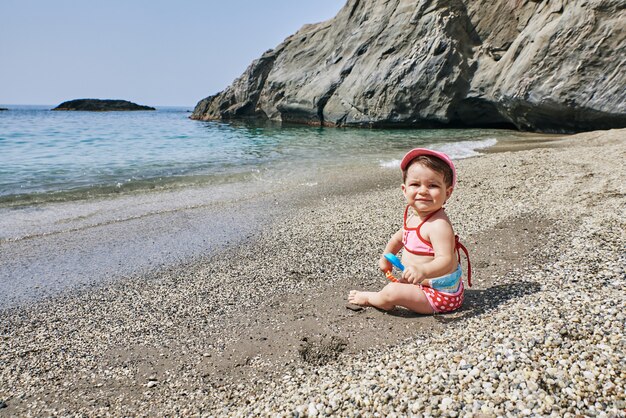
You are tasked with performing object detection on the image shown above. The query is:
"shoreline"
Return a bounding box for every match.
[1,128,624,415]
[0,158,401,310]
[1,104,510,210]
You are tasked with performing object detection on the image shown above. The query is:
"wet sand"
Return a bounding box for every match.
[0,128,624,416]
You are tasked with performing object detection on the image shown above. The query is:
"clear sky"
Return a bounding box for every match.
[0,0,346,107]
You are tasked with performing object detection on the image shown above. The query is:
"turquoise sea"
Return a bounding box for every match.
[0,104,517,206]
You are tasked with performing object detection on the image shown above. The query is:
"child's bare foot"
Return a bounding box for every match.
[348,290,374,306]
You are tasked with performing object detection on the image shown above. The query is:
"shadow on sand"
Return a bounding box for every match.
[384,280,542,322]
[433,280,542,323]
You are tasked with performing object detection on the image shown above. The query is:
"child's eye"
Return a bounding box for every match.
[429,184,440,188]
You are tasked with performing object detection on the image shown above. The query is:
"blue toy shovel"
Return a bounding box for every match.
[385,253,462,291]
[383,253,404,282]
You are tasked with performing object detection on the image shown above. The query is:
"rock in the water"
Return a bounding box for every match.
[191,0,626,133]
[53,99,155,111]
[0,108,8,111]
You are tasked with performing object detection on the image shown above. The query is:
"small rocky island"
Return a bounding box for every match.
[0,107,8,111]
[52,99,155,111]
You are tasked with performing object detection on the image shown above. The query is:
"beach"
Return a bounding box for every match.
[1,128,624,416]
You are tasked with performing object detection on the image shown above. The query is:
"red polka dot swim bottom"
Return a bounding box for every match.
[422,281,464,313]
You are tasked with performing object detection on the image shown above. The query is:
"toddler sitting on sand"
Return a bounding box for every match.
[348,148,471,314]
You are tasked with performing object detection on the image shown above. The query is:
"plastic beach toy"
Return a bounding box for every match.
[383,253,462,292]
[384,253,404,283]
[384,253,404,270]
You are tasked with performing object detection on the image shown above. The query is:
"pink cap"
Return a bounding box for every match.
[400,148,456,187]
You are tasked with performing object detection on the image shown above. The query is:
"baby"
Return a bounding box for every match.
[348,148,471,314]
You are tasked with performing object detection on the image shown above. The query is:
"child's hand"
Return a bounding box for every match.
[379,256,393,273]
[402,265,426,284]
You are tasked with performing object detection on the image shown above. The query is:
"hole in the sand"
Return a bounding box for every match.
[298,334,347,365]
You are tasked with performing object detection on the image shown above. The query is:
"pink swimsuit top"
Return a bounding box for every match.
[402,206,438,256]
[402,206,473,287]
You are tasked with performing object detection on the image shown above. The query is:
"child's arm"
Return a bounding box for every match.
[378,229,403,272]
[402,219,456,284]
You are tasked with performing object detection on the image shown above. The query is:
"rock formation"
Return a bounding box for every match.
[53,99,155,111]
[191,0,626,133]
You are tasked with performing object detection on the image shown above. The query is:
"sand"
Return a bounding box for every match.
[0,128,624,416]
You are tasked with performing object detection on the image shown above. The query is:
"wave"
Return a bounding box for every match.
[379,138,497,168]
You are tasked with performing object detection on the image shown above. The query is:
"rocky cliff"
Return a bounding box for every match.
[191,0,625,132]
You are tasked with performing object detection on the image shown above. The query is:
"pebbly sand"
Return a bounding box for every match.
[0,128,624,416]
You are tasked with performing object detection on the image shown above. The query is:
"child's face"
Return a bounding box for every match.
[402,162,452,214]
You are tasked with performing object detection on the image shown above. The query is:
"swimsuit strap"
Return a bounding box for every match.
[403,206,441,253]
[403,206,442,231]
[455,236,472,287]
[416,209,441,246]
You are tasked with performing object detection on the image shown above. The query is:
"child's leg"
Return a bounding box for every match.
[348,283,434,314]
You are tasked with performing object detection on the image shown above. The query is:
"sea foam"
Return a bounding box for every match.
[379,138,497,168]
